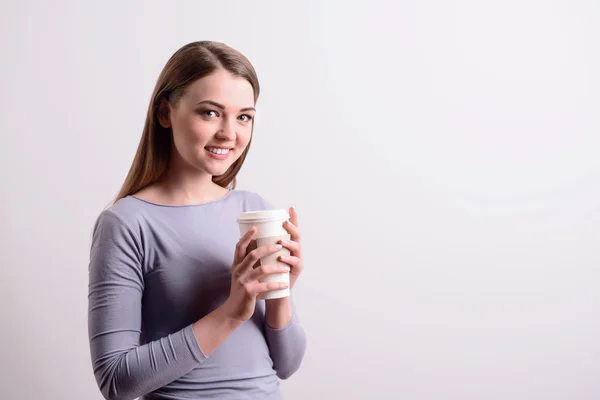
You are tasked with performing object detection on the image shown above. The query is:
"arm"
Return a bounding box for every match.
[264,296,307,379]
[252,195,307,378]
[88,210,240,400]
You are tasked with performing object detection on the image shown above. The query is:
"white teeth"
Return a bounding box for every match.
[207,147,230,155]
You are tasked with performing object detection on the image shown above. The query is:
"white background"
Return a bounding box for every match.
[1,1,599,399]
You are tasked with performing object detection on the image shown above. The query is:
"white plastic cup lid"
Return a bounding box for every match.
[237,209,289,224]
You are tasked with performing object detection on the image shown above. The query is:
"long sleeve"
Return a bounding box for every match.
[264,299,307,379]
[87,210,207,400]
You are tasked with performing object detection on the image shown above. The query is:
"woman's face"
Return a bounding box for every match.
[160,69,256,178]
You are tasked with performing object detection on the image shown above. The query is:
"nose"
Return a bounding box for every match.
[216,118,236,141]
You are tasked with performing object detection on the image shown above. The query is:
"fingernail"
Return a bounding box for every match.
[282,266,291,272]
[280,255,287,259]
[275,245,282,250]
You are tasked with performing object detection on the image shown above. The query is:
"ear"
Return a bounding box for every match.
[157,98,172,128]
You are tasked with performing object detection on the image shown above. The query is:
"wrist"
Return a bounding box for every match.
[265,296,293,329]
[191,303,244,356]
[217,299,247,326]
[265,296,290,310]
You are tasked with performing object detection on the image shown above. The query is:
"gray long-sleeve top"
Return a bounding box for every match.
[87,190,306,400]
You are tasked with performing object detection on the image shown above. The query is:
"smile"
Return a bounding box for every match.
[206,147,231,155]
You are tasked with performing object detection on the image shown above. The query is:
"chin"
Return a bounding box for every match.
[201,160,236,177]
[187,150,231,175]
[208,166,233,177]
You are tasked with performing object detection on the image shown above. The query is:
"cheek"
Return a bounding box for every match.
[236,126,253,148]
[173,117,211,145]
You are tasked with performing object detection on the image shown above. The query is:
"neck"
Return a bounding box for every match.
[157,153,229,206]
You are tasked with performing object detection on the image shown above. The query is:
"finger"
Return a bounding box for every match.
[283,220,301,242]
[246,263,290,282]
[253,281,290,295]
[279,255,303,276]
[279,239,301,257]
[239,243,283,272]
[234,227,257,265]
[235,227,257,264]
[289,207,299,228]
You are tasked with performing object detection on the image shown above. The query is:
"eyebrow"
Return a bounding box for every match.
[196,100,255,112]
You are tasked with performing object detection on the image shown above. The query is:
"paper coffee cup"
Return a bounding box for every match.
[237,209,291,300]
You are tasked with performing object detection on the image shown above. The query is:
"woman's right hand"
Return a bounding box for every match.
[222,227,290,322]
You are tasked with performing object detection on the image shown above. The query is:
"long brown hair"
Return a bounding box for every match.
[114,41,260,203]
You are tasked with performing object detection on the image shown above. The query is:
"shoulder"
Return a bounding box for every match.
[227,189,274,211]
[89,198,144,269]
[92,196,146,246]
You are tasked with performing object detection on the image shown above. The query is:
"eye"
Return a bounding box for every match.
[200,109,218,117]
[238,114,253,122]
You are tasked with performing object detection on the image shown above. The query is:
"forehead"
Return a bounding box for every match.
[183,70,255,107]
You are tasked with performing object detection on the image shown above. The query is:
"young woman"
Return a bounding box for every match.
[87,41,306,400]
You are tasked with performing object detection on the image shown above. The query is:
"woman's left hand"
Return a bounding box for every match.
[279,207,303,289]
